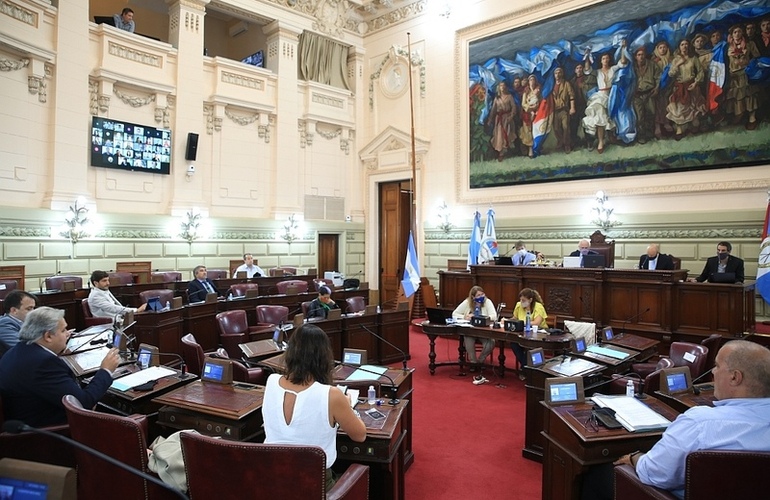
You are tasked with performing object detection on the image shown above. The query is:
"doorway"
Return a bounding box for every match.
[378,180,412,305]
[318,234,339,275]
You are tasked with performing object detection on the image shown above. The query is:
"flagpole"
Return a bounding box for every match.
[407,32,418,249]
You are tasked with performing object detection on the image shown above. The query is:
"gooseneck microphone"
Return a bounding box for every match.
[335,360,400,405]
[620,307,650,335]
[145,352,192,378]
[641,255,649,269]
[360,324,409,373]
[1,420,189,500]
[691,367,715,395]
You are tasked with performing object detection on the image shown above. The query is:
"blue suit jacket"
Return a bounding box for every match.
[186,279,219,303]
[0,342,113,427]
[0,314,22,358]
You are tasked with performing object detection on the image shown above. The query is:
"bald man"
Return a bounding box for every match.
[638,243,675,270]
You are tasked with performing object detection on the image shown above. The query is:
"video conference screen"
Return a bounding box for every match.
[90,116,171,174]
[531,351,543,365]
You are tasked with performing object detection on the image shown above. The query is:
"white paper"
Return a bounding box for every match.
[345,364,388,381]
[592,394,670,432]
[683,351,696,363]
[110,366,176,391]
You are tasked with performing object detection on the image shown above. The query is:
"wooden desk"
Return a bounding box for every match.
[182,302,219,351]
[654,385,716,414]
[571,344,640,375]
[134,308,184,363]
[542,399,680,500]
[602,334,659,362]
[34,290,78,330]
[99,366,197,416]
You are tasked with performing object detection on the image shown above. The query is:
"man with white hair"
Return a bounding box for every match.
[0,307,120,427]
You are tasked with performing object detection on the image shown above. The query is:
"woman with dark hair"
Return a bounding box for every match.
[306,285,340,320]
[452,285,497,384]
[263,324,366,490]
[505,288,549,380]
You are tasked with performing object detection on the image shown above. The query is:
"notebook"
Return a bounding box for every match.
[426,307,452,325]
[661,366,693,395]
[563,256,581,268]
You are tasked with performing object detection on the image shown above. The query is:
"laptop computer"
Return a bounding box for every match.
[146,296,162,312]
[426,307,453,325]
[544,376,585,405]
[661,366,693,395]
[563,256,581,268]
[94,15,116,26]
[494,256,513,266]
[582,254,606,268]
[709,272,736,284]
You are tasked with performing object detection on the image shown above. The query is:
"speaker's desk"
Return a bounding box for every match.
[542,398,680,500]
[654,385,717,414]
[420,321,573,375]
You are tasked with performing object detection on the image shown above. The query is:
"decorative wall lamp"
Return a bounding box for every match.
[179,210,203,244]
[436,201,454,234]
[590,190,621,231]
[280,214,301,244]
[58,196,93,255]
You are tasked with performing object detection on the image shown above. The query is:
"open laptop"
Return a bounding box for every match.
[426,307,452,325]
[582,254,606,268]
[709,272,736,284]
[563,256,581,268]
[661,366,693,395]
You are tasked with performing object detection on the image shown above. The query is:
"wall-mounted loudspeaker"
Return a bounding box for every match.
[185,133,199,161]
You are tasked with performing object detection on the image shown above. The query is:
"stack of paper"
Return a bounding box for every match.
[111,366,176,392]
[592,395,671,432]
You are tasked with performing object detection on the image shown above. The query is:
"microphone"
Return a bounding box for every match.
[335,360,400,405]
[641,255,649,269]
[612,372,646,399]
[2,420,189,500]
[360,324,408,373]
[691,367,714,395]
[620,307,650,335]
[144,352,192,378]
[500,246,516,257]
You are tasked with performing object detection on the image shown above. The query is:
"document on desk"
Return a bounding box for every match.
[587,345,630,360]
[111,366,177,392]
[592,395,670,432]
[345,365,388,381]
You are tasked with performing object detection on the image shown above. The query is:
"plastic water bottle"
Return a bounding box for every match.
[164,301,171,311]
[367,385,376,405]
[227,292,233,301]
[474,304,481,317]
[626,379,635,397]
[525,311,532,333]
[376,305,381,314]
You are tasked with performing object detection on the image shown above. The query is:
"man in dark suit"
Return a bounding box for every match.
[0,307,119,427]
[0,290,36,359]
[569,238,599,257]
[638,243,675,270]
[186,265,220,302]
[690,241,745,284]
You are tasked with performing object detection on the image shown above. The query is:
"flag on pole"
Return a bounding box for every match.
[467,211,482,270]
[480,208,499,263]
[401,231,421,298]
[757,195,770,306]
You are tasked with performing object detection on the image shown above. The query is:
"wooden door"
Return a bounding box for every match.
[318,234,339,274]
[379,181,411,305]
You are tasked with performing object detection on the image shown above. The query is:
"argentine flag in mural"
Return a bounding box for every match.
[479,208,499,263]
[758,197,770,306]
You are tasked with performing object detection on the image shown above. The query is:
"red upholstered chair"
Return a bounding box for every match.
[228,283,259,298]
[181,333,214,376]
[632,342,709,380]
[206,269,228,280]
[275,279,309,295]
[81,300,112,327]
[180,431,370,500]
[0,280,17,300]
[44,275,83,290]
[62,395,176,500]
[256,305,289,325]
[108,272,134,285]
[0,395,75,468]
[313,278,334,291]
[150,271,182,283]
[345,296,366,314]
[614,450,770,500]
[211,348,267,385]
[215,310,263,358]
[700,334,722,381]
[138,289,175,305]
[589,230,615,268]
[301,300,313,317]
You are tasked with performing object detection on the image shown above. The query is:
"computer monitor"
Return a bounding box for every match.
[544,376,585,405]
[582,254,606,268]
[201,358,233,384]
[527,348,545,368]
[602,326,614,341]
[136,343,159,367]
[573,337,587,354]
[343,348,367,366]
[661,367,692,395]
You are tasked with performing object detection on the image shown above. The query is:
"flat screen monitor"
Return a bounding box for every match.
[90,116,171,175]
[602,326,614,341]
[110,330,126,351]
[241,50,264,67]
[573,337,587,354]
[201,358,232,384]
[582,254,606,268]
[343,348,367,366]
[528,348,545,368]
[544,376,585,405]
[661,367,692,395]
[0,476,49,499]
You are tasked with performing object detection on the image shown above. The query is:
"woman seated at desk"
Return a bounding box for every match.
[306,285,340,320]
[452,286,498,381]
[504,288,548,380]
[263,324,366,491]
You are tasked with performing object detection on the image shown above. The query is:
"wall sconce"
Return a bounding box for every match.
[280,214,301,244]
[590,190,621,231]
[436,201,454,234]
[179,210,202,244]
[59,197,91,244]
[437,0,452,18]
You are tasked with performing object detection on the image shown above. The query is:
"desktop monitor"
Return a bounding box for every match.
[582,254,606,268]
[146,296,162,312]
[110,330,127,351]
[343,348,367,366]
[661,367,692,395]
[573,337,587,354]
[544,377,585,405]
[602,326,614,341]
[201,358,233,384]
[136,343,159,367]
[527,348,545,368]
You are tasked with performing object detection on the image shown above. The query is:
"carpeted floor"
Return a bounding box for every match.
[397,323,542,499]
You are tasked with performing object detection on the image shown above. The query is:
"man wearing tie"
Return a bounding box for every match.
[87,270,146,318]
[187,265,220,302]
[638,243,675,270]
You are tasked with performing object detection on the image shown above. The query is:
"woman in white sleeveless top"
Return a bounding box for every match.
[263,324,366,490]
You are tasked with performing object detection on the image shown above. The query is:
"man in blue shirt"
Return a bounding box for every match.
[615,340,770,498]
[113,8,135,33]
[0,290,36,359]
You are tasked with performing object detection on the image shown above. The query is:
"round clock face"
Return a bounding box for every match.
[759,240,770,266]
[381,60,408,98]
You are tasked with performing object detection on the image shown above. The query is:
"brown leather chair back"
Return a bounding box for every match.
[589,230,615,268]
[669,255,682,270]
[669,342,709,379]
[0,280,17,300]
[256,305,289,325]
[138,289,175,305]
[181,333,206,375]
[276,280,308,294]
[229,283,259,297]
[216,310,250,336]
[62,395,168,500]
[180,432,370,500]
[700,334,722,380]
[45,275,83,290]
[81,300,112,327]
[108,272,134,285]
[345,296,366,313]
[150,271,182,283]
[301,301,313,316]
[206,269,228,280]
[212,348,267,385]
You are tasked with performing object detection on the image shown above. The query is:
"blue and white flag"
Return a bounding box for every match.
[401,231,421,298]
[757,196,770,306]
[467,211,482,270]
[480,208,499,263]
